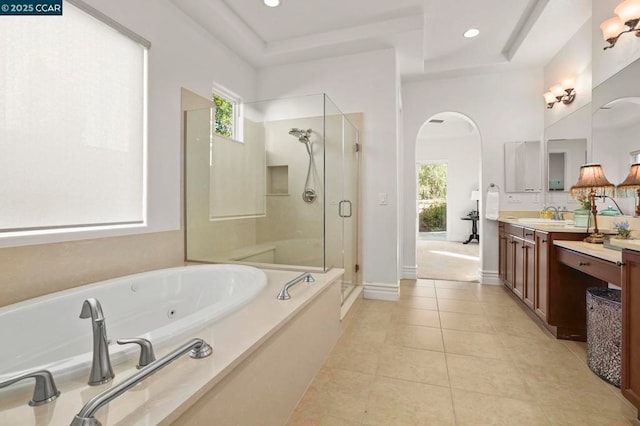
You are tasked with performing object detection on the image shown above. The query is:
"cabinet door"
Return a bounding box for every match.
[622,249,640,417]
[504,235,515,290]
[534,232,549,321]
[499,228,507,283]
[523,239,535,309]
[513,236,525,299]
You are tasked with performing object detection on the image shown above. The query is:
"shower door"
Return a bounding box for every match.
[340,116,360,302]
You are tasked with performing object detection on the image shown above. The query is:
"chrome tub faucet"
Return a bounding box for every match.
[0,369,60,406]
[79,298,114,385]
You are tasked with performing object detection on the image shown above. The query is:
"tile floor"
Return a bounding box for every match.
[288,279,640,425]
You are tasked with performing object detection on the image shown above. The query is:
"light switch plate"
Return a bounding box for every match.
[378,193,388,205]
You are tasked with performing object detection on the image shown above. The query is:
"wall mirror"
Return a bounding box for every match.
[546,139,587,192]
[591,56,640,215]
[504,140,541,193]
[542,103,591,207]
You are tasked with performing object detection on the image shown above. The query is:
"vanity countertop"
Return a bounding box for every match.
[608,238,640,252]
[498,217,610,234]
[553,240,622,263]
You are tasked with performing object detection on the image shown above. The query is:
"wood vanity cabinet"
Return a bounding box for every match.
[622,249,640,418]
[534,231,548,321]
[523,235,535,310]
[499,223,591,339]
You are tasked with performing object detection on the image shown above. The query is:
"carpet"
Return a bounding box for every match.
[417,240,480,282]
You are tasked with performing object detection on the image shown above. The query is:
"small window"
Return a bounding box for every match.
[212,87,242,141]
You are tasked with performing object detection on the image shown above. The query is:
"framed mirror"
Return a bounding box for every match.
[504,140,541,193]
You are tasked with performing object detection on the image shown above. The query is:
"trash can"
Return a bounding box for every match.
[586,287,622,387]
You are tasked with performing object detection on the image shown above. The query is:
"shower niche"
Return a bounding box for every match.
[184,93,361,303]
[267,165,288,195]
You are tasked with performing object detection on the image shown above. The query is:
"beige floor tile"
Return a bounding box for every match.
[439,311,495,333]
[436,287,479,301]
[442,329,507,359]
[385,323,444,351]
[525,377,638,419]
[400,285,437,298]
[288,410,362,426]
[559,340,588,365]
[341,322,387,347]
[363,377,455,425]
[435,280,474,289]
[437,298,484,315]
[504,341,609,392]
[351,300,395,327]
[325,338,379,375]
[488,315,553,341]
[471,286,518,305]
[451,388,550,425]
[392,307,441,328]
[296,367,374,422]
[446,353,532,400]
[397,296,438,311]
[415,278,436,287]
[541,406,637,426]
[377,345,449,386]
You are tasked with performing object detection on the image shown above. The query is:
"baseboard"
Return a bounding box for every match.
[341,285,363,319]
[481,270,500,285]
[363,282,399,301]
[402,266,417,279]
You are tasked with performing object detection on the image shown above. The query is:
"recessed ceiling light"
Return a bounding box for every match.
[463,28,480,38]
[264,0,280,7]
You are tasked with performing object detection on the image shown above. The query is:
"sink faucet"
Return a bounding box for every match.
[80,298,114,386]
[544,206,563,220]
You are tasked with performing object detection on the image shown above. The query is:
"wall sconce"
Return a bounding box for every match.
[571,163,615,244]
[617,163,640,216]
[600,0,640,50]
[543,76,576,108]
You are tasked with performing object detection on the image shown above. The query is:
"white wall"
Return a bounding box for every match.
[258,49,400,297]
[402,69,544,283]
[544,19,592,128]
[84,0,257,238]
[416,132,480,243]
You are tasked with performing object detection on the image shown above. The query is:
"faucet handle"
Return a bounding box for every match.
[117,338,156,369]
[0,370,60,406]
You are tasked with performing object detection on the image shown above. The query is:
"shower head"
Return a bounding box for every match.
[289,128,312,143]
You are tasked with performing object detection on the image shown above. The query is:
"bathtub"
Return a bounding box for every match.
[0,264,267,384]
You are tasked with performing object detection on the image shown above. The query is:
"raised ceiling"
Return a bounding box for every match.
[170,0,591,80]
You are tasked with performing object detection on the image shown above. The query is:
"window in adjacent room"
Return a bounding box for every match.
[0,0,149,238]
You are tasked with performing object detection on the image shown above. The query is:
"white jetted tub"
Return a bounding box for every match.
[0,264,267,383]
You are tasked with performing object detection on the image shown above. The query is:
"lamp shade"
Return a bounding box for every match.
[543,92,556,104]
[615,0,640,25]
[617,163,640,195]
[550,84,565,98]
[570,163,615,197]
[470,190,480,201]
[561,75,576,89]
[601,16,626,41]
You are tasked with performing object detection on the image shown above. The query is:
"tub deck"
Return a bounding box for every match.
[0,268,343,425]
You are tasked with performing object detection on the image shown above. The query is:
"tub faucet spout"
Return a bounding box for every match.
[80,298,114,386]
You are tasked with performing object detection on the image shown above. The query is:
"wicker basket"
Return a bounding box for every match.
[586,287,622,387]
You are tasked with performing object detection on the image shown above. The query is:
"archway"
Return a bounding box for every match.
[414,112,482,281]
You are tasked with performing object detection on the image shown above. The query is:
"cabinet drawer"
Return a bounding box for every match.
[557,248,621,285]
[505,223,524,238]
[523,228,535,242]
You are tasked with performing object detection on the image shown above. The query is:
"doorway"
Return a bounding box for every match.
[417,162,448,241]
[415,112,481,282]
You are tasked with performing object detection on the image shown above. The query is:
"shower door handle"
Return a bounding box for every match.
[339,200,352,218]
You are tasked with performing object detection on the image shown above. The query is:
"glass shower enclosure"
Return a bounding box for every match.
[184,93,360,302]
